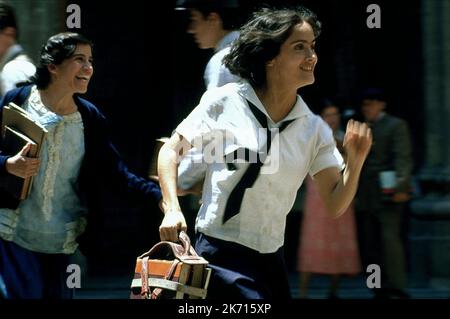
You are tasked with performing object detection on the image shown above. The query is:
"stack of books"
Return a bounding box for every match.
[0,102,47,200]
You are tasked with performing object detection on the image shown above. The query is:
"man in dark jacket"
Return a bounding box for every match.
[356,88,413,299]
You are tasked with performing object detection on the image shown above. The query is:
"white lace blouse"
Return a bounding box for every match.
[0,86,87,254]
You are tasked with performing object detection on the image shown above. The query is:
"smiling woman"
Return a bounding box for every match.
[35,34,94,115]
[157,6,372,299]
[0,32,162,299]
[55,47,93,94]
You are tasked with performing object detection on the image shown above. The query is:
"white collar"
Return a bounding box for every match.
[235,81,313,125]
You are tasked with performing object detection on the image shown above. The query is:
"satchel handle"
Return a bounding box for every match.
[177,231,203,259]
[138,230,197,259]
[178,231,191,255]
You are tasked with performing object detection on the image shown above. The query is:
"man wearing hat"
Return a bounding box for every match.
[356,88,413,299]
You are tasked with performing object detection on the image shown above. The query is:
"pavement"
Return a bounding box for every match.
[74,271,450,300]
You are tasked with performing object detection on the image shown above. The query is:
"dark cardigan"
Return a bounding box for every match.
[0,85,162,254]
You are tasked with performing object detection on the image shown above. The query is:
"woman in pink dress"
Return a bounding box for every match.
[297,101,361,299]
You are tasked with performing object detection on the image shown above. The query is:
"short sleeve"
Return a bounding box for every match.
[175,89,224,148]
[309,121,345,176]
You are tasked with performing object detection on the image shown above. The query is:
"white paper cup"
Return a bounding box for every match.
[379,170,396,193]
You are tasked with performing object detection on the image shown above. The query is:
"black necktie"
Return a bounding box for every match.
[222,100,294,224]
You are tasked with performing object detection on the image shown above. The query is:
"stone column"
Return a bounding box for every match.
[331,0,358,100]
[409,0,450,289]
[10,0,66,62]
[420,0,450,183]
[443,0,450,179]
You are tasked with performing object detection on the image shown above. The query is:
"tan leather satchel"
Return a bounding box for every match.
[130,231,211,299]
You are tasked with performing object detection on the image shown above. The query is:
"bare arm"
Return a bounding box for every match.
[313,120,372,217]
[157,132,192,241]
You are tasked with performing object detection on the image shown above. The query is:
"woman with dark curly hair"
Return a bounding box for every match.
[158,6,372,299]
[0,32,162,299]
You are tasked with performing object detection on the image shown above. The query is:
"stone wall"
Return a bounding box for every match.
[9,0,65,62]
[409,0,450,288]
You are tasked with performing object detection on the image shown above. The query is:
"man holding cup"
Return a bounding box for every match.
[356,88,413,299]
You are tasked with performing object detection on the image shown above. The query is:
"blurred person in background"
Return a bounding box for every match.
[356,88,413,299]
[297,99,361,299]
[173,0,247,196]
[0,2,35,97]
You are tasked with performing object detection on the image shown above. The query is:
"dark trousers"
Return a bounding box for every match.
[195,232,291,299]
[0,238,74,299]
[358,202,407,291]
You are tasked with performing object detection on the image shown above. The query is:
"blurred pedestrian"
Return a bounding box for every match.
[176,0,243,89]
[356,88,413,299]
[297,99,361,299]
[0,2,35,97]
[174,0,246,194]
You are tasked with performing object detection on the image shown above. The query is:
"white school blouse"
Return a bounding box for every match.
[176,81,343,253]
